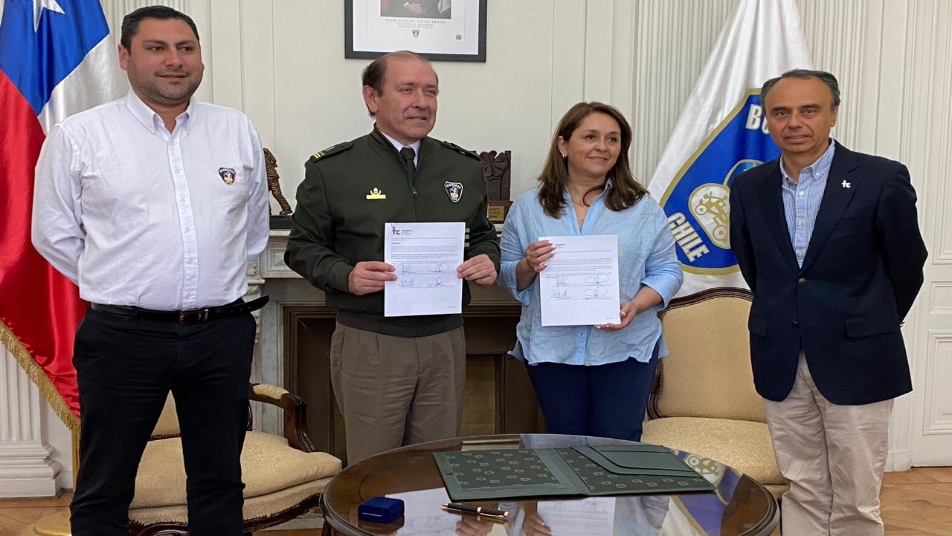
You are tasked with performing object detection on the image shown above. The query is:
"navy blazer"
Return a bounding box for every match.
[729,143,927,405]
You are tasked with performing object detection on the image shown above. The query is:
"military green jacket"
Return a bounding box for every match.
[285,128,500,336]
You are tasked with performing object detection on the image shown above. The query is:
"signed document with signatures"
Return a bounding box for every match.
[384,222,465,317]
[538,235,620,326]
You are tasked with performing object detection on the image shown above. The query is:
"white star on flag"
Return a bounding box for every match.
[34,0,65,32]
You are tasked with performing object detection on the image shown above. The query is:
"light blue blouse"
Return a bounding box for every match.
[498,184,683,366]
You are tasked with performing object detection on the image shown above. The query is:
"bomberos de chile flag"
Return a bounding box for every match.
[0,0,125,429]
[647,0,812,296]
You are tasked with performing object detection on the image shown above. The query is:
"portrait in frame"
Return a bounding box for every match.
[345,0,487,62]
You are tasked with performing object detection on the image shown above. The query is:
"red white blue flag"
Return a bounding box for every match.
[647,0,812,296]
[0,0,124,428]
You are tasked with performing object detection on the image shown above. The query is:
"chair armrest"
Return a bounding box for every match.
[249,383,317,453]
[646,362,664,420]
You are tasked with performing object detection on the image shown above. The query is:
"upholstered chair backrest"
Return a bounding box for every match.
[654,288,764,423]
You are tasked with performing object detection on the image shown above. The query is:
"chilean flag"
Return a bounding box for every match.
[0,0,124,425]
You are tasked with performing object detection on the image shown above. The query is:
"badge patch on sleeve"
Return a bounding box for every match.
[218,167,236,185]
[444,181,463,203]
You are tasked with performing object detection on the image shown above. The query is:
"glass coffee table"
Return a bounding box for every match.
[321,434,778,536]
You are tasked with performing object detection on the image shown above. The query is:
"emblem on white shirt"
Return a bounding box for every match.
[444,181,463,203]
[366,188,386,200]
[218,167,236,185]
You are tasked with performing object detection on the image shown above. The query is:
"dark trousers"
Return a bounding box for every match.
[526,350,659,442]
[69,308,255,536]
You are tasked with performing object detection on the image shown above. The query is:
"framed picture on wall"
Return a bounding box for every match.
[345,0,487,62]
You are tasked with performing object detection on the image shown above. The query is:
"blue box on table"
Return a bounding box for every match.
[357,496,404,523]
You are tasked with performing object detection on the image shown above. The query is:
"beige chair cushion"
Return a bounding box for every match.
[658,294,764,423]
[150,394,181,438]
[642,417,783,488]
[131,431,341,509]
[129,479,332,526]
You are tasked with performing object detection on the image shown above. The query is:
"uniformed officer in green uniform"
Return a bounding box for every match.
[285,51,500,464]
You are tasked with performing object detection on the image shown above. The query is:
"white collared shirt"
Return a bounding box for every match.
[32,91,269,310]
[780,139,837,267]
[380,131,420,167]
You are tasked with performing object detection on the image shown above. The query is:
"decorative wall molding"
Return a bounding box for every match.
[922,332,952,434]
[931,283,952,314]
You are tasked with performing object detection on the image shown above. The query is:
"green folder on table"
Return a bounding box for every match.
[433,444,715,501]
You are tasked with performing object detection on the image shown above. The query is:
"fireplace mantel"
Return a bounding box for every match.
[254,231,538,447]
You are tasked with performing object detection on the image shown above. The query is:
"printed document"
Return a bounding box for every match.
[537,497,616,535]
[384,222,464,317]
[387,488,507,536]
[539,235,620,326]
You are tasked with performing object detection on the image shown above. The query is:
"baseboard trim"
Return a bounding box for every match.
[887,448,912,472]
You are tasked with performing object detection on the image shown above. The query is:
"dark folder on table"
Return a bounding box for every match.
[433,444,715,501]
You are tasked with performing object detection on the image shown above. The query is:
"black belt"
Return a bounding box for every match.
[89,296,269,324]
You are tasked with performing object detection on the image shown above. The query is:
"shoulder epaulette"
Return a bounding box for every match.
[441,140,480,160]
[309,142,353,162]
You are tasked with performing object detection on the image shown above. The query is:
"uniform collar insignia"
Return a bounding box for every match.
[444,181,463,203]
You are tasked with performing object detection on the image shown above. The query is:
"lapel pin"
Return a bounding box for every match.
[841,180,851,189]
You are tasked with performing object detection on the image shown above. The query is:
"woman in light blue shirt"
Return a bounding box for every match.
[499,102,682,441]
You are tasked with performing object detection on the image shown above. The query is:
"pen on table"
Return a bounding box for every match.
[442,502,510,521]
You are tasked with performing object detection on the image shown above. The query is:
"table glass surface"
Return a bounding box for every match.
[321,434,778,536]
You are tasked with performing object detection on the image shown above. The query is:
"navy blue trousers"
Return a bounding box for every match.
[526,350,659,442]
[69,308,255,536]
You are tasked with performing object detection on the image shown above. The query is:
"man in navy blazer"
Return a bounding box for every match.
[729,69,927,535]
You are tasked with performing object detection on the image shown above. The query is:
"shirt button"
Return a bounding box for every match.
[796,220,803,227]
[798,191,805,197]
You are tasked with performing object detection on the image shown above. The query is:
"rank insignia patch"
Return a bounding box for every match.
[444,181,463,203]
[218,167,236,185]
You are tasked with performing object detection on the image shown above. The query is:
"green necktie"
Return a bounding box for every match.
[400,146,416,177]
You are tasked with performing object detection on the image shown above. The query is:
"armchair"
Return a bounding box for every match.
[641,288,788,499]
[128,383,341,535]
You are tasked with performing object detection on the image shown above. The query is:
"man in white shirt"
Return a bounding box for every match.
[32,6,269,535]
